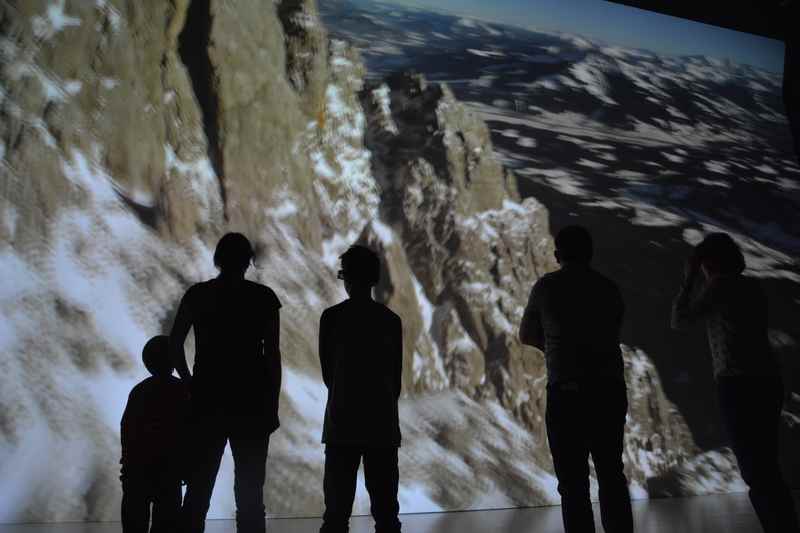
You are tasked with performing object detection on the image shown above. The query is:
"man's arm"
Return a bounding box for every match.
[266,307,282,414]
[614,283,625,339]
[319,310,333,389]
[394,316,403,400]
[169,288,194,383]
[519,282,545,351]
[120,389,139,464]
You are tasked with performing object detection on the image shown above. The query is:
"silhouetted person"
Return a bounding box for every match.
[121,335,190,533]
[672,232,799,533]
[519,226,633,533]
[170,233,282,533]
[318,245,403,533]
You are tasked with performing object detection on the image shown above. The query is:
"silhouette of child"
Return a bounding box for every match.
[120,335,190,533]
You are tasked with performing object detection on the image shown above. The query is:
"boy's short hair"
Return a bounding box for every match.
[555,225,593,264]
[339,245,380,287]
[142,335,173,377]
[694,232,746,275]
[214,233,255,272]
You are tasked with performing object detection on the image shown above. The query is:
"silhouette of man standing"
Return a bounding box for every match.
[318,245,403,533]
[519,226,633,533]
[170,233,282,533]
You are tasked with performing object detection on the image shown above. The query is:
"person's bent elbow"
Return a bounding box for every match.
[519,327,533,347]
[519,326,543,351]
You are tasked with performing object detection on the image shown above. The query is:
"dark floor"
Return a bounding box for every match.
[3,492,799,532]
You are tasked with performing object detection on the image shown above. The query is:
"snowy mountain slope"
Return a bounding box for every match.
[0,0,752,523]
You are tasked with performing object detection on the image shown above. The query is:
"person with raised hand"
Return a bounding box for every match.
[672,232,799,533]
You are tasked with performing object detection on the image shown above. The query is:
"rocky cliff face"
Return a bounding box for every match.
[0,0,736,523]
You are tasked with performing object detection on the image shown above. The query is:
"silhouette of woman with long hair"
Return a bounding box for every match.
[170,233,282,533]
[672,232,799,533]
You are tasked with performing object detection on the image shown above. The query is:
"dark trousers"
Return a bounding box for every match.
[121,468,181,533]
[546,380,633,533]
[320,445,401,533]
[180,415,270,533]
[717,376,800,533]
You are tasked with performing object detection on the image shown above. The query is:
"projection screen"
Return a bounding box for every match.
[0,0,797,523]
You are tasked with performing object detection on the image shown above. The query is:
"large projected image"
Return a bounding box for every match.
[318,0,800,483]
[0,0,797,524]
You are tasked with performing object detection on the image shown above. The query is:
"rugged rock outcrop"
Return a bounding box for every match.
[0,0,736,523]
[361,72,552,389]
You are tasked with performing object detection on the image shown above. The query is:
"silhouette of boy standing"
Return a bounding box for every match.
[319,245,403,533]
[121,335,189,533]
[170,233,282,533]
[519,226,633,533]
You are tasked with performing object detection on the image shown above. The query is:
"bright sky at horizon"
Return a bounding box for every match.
[378,0,785,73]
